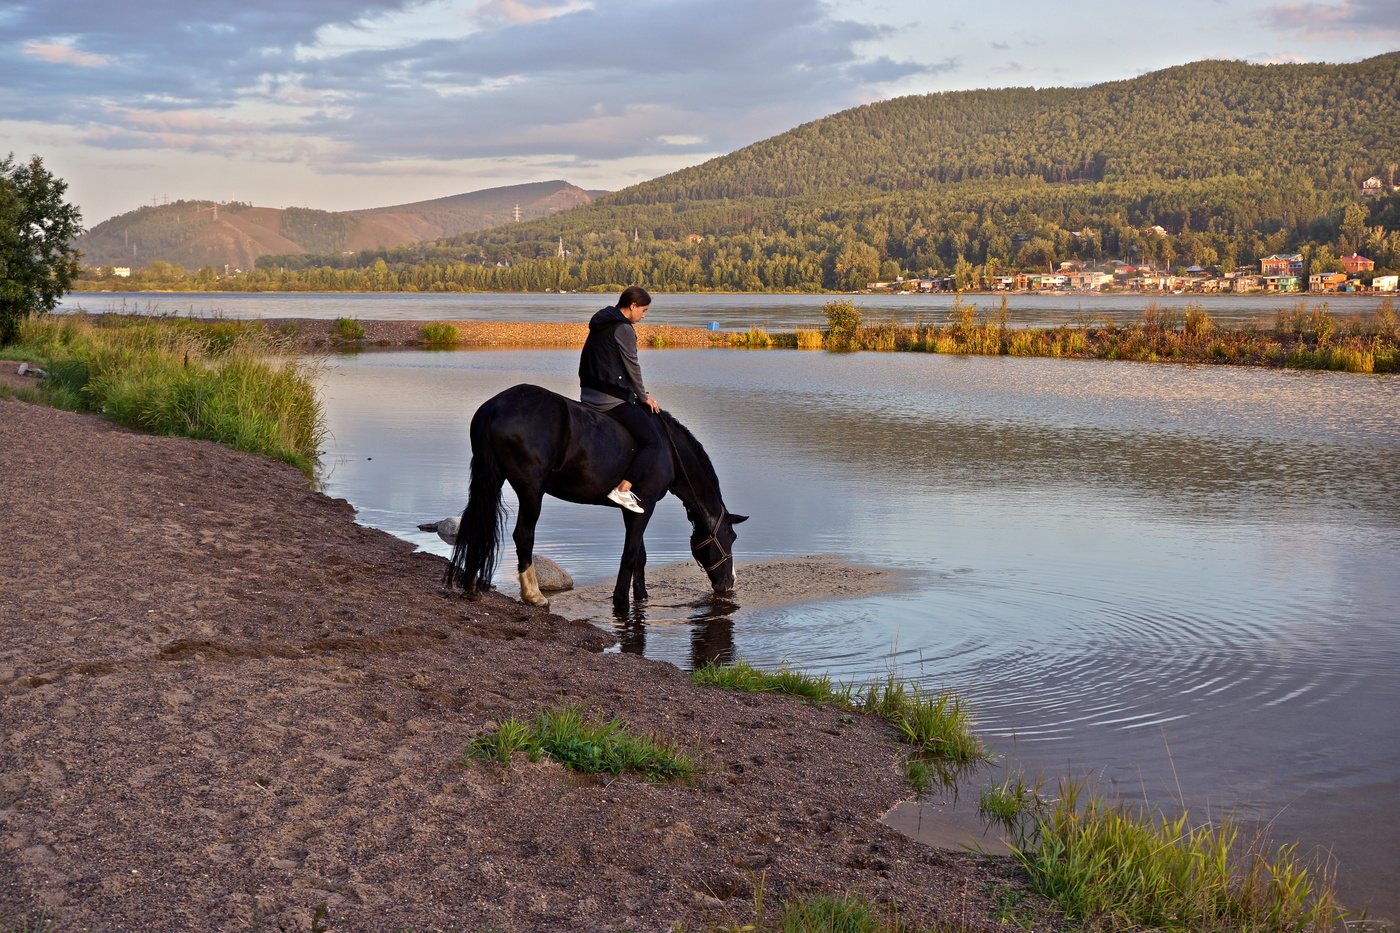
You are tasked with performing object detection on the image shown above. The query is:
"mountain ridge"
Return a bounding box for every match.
[75,180,604,271]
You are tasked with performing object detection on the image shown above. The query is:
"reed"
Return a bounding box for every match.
[9,314,325,474]
[1011,777,1348,933]
[728,327,774,349]
[795,329,824,350]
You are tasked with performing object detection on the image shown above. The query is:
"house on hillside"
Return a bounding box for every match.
[1342,254,1374,274]
[1360,176,1392,197]
[1067,272,1113,290]
[1309,272,1348,293]
[1260,253,1303,276]
[1262,275,1301,293]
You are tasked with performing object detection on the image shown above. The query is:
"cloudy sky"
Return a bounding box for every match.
[3,0,1397,224]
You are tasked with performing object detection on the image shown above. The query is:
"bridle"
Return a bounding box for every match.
[658,414,732,574]
[691,511,731,572]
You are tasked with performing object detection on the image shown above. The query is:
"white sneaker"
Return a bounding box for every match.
[607,487,645,513]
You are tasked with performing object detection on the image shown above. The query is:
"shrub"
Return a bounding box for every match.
[1184,304,1215,337]
[419,322,459,345]
[823,299,862,347]
[333,317,365,340]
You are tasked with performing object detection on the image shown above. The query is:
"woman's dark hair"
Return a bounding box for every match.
[617,285,652,309]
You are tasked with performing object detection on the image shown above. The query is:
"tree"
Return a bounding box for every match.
[0,155,82,344]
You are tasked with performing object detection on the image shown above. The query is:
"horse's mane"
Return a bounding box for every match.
[657,409,721,496]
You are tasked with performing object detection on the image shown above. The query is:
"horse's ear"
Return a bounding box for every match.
[727,512,749,524]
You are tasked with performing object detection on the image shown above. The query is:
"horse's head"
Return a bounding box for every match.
[688,508,748,596]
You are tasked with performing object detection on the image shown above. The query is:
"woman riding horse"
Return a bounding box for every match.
[578,285,665,514]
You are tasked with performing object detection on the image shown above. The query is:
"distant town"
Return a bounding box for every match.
[869,252,1396,296]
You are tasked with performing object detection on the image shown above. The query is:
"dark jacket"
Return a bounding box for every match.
[579,306,645,403]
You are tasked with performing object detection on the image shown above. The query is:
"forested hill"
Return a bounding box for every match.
[424,53,1398,292]
[614,54,1400,202]
[76,180,600,272]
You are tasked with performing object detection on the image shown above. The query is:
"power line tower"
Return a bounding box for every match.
[513,203,522,222]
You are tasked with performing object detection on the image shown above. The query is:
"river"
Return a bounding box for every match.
[310,336,1399,922]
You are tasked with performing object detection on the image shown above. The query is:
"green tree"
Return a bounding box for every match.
[0,155,82,344]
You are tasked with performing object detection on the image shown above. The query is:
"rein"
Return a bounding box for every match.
[658,414,730,572]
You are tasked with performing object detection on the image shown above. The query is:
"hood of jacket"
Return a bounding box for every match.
[588,306,629,331]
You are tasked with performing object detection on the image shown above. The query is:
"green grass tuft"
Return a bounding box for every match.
[463,702,695,782]
[977,770,1046,831]
[692,660,986,766]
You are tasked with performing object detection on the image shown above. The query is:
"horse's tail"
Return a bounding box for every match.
[446,408,507,597]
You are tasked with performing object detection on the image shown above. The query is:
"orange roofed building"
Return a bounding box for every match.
[1342,254,1374,274]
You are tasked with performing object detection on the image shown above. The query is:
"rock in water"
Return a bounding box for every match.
[417,516,461,545]
[532,555,573,592]
[418,516,571,590]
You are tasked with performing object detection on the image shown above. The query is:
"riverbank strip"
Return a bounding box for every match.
[269,303,1400,373]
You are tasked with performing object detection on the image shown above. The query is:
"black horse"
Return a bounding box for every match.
[447,384,747,609]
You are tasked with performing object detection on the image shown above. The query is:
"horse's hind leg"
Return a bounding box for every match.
[511,488,550,609]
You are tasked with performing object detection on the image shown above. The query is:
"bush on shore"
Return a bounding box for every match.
[4,313,325,474]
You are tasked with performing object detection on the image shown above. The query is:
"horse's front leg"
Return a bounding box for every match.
[512,489,550,609]
[612,510,652,610]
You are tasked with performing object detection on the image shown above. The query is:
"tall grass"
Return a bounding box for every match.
[6,314,325,474]
[1011,777,1348,933]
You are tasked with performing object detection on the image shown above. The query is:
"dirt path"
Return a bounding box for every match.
[0,398,1044,933]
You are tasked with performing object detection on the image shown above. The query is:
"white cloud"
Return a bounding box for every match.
[22,39,113,67]
[1258,0,1400,40]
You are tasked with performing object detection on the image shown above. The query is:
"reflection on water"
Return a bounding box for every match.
[316,347,1400,920]
[611,597,740,669]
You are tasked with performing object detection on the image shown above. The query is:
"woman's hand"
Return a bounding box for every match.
[645,393,659,414]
